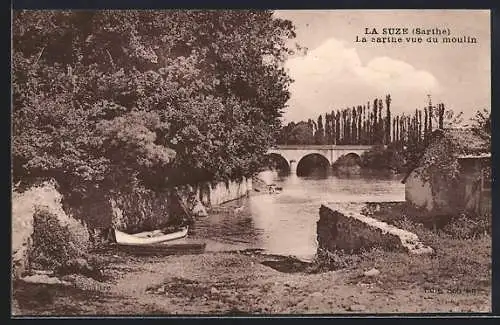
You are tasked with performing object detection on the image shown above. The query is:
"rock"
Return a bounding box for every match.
[192,201,208,217]
[210,287,220,294]
[61,257,96,277]
[156,286,166,294]
[348,304,366,312]
[21,274,71,286]
[364,268,380,277]
[410,246,435,255]
[32,269,54,276]
[310,291,323,298]
[60,274,78,282]
[67,258,90,270]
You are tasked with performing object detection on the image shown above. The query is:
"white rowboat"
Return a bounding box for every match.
[114,226,189,246]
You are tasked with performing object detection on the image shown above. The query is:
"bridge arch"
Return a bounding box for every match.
[333,152,362,166]
[296,153,331,176]
[263,153,291,173]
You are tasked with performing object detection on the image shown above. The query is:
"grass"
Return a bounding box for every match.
[346,235,491,294]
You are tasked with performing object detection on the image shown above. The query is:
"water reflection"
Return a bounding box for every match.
[193,169,405,261]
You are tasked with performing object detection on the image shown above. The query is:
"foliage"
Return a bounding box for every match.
[283,121,314,145]
[385,94,392,144]
[314,114,325,144]
[415,132,472,211]
[360,144,405,172]
[13,10,297,196]
[441,212,491,239]
[471,108,491,144]
[28,206,84,271]
[277,93,469,152]
[311,247,363,272]
[432,107,467,129]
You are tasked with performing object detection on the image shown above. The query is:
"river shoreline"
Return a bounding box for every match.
[12,248,490,315]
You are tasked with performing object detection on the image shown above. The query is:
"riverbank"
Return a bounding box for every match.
[12,201,491,315]
[12,248,490,315]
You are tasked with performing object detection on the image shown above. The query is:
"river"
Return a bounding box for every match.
[190,170,405,262]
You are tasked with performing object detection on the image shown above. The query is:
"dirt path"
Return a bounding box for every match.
[12,251,491,315]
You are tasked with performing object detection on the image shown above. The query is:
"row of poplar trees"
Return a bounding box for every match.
[280,95,448,147]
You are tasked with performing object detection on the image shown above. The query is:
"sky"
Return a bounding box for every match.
[273,10,491,124]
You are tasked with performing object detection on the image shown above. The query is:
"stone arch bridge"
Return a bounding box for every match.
[267,145,376,174]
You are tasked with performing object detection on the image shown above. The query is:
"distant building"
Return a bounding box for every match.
[402,128,491,215]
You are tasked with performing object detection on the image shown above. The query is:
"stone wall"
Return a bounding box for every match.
[317,204,433,255]
[317,205,403,254]
[73,178,252,233]
[197,177,252,207]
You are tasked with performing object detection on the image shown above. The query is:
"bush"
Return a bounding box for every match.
[362,202,491,240]
[442,213,491,240]
[310,248,363,273]
[27,206,84,272]
[360,144,405,172]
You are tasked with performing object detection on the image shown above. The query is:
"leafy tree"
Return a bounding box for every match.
[428,98,433,133]
[342,110,348,144]
[392,117,397,143]
[360,144,404,172]
[324,113,333,145]
[13,10,298,196]
[357,106,362,145]
[351,107,357,145]
[334,111,341,144]
[437,103,445,129]
[287,122,314,145]
[377,98,383,144]
[278,121,297,145]
[424,107,429,142]
[418,110,422,144]
[314,114,325,144]
[385,94,391,144]
[362,105,368,144]
[471,108,491,143]
[432,106,466,129]
[372,99,378,144]
[345,109,351,144]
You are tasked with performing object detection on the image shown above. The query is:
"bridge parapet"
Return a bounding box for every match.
[271,145,379,150]
[267,144,383,173]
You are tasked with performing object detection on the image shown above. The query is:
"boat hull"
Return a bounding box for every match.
[117,241,207,256]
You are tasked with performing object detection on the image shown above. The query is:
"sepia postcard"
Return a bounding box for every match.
[11,9,492,316]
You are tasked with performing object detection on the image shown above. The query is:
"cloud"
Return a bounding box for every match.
[284,38,440,122]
